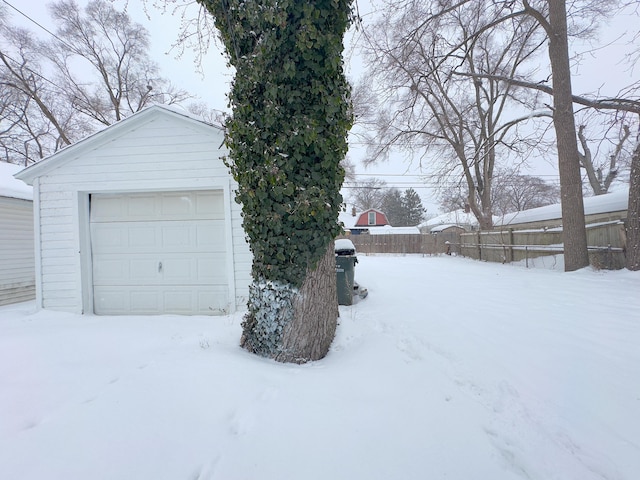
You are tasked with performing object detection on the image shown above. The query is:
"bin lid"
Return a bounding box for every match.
[335,238,356,255]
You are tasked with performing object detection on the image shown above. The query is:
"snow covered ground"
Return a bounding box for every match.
[1,255,639,480]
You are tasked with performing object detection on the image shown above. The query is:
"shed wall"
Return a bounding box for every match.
[0,196,35,305]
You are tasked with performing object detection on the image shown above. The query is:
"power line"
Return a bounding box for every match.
[1,0,78,53]
[0,51,65,94]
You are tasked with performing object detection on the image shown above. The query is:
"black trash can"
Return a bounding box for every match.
[335,239,357,305]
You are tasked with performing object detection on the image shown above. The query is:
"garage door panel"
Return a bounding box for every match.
[94,286,229,315]
[94,289,127,313]
[93,253,226,286]
[130,290,159,313]
[129,225,158,248]
[92,222,225,254]
[91,191,225,222]
[197,256,227,283]
[196,223,226,250]
[127,194,158,219]
[90,190,228,315]
[91,223,157,252]
[160,193,194,217]
[195,191,225,217]
[92,257,129,284]
[161,225,193,248]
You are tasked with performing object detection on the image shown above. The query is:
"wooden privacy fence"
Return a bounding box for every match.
[340,233,452,255]
[341,220,627,269]
[458,221,627,269]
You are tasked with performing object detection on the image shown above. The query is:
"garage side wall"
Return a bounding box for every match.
[0,197,35,305]
[35,114,250,314]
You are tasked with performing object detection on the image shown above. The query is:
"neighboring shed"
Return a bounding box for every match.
[15,105,251,316]
[420,209,478,233]
[0,162,35,306]
[428,224,466,235]
[495,188,629,229]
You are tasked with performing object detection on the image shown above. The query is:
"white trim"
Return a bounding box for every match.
[78,192,94,315]
[33,177,43,310]
[224,178,237,313]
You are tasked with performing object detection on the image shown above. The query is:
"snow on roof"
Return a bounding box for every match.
[338,207,359,229]
[368,226,420,235]
[429,224,463,233]
[0,162,33,201]
[497,188,629,226]
[423,209,478,227]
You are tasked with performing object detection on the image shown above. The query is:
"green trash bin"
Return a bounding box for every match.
[335,239,357,306]
[336,255,357,305]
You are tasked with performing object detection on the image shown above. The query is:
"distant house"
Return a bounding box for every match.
[355,209,390,228]
[339,206,391,234]
[15,105,251,316]
[0,162,35,306]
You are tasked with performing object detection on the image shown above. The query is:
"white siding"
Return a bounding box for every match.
[34,112,251,314]
[0,197,35,305]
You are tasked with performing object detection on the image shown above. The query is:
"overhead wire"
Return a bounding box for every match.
[0,0,79,94]
[1,0,78,53]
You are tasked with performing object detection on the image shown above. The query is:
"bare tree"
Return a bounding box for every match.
[440,171,559,216]
[363,0,637,270]
[0,0,192,164]
[359,0,548,230]
[576,111,637,195]
[492,171,560,215]
[46,0,191,126]
[624,25,640,270]
[438,187,468,213]
[0,25,79,164]
[627,130,640,270]
[347,177,388,211]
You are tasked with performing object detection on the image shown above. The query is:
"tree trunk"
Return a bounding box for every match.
[240,242,339,363]
[626,141,640,270]
[277,243,339,363]
[547,0,589,271]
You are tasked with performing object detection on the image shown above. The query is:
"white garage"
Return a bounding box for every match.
[15,105,251,316]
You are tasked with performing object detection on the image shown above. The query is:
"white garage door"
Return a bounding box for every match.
[90,191,228,315]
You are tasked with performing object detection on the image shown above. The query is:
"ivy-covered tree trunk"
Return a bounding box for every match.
[197,0,352,362]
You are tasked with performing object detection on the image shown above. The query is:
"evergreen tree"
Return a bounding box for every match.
[381,188,404,226]
[402,188,425,226]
